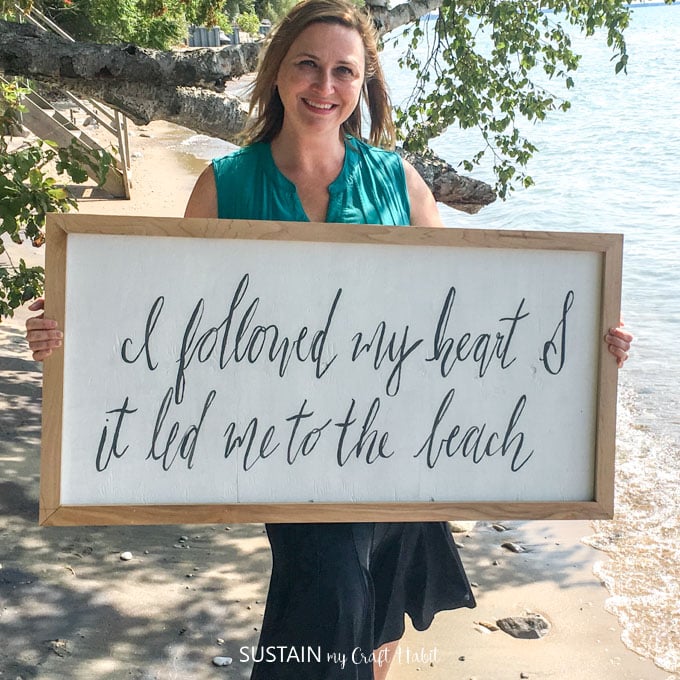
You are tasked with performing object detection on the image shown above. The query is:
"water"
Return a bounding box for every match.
[176,5,680,673]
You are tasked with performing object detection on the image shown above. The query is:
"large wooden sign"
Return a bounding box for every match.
[39,215,622,525]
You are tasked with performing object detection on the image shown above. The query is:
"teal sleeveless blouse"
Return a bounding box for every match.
[212,137,410,226]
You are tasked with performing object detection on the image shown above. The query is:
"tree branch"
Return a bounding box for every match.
[369,0,443,35]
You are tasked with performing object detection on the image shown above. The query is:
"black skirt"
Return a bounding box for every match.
[250,522,475,680]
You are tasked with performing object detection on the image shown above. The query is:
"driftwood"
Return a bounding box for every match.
[0,18,495,212]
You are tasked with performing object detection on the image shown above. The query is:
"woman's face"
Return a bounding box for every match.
[275,22,365,139]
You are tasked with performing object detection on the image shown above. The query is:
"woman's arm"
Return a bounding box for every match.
[402,159,444,228]
[184,165,218,218]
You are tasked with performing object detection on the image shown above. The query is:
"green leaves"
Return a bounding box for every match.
[0,79,113,319]
[394,0,633,198]
[0,259,45,321]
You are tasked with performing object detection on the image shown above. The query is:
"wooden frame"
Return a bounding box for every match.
[40,214,622,526]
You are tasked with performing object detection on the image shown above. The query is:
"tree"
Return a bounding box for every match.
[0,0,650,315]
[391,0,634,198]
[0,0,643,199]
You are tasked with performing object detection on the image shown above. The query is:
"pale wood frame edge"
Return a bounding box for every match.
[39,216,68,525]
[41,501,613,526]
[593,235,623,517]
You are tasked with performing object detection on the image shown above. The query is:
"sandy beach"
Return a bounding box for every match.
[0,120,674,680]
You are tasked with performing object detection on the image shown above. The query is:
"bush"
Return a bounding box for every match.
[236,11,260,36]
[0,78,112,319]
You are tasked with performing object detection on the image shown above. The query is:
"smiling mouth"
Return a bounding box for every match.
[302,98,336,111]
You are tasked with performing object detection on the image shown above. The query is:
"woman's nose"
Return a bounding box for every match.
[312,69,334,94]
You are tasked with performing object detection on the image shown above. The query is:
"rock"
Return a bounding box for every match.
[216,638,225,645]
[46,639,72,657]
[492,523,509,532]
[496,614,551,639]
[212,656,233,667]
[521,673,530,679]
[119,551,133,561]
[132,151,143,159]
[449,521,477,533]
[501,542,525,553]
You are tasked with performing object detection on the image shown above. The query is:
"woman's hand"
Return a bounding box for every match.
[606,322,633,369]
[25,299,63,362]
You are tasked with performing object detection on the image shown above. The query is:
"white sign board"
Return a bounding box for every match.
[40,215,622,525]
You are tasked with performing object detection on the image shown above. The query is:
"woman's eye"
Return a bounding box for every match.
[336,66,354,77]
[298,60,316,68]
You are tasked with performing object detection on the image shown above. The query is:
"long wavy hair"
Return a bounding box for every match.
[242,0,395,149]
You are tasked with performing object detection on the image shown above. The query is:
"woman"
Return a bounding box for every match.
[26,1,634,678]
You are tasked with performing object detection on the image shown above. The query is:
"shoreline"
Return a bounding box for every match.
[0,120,675,679]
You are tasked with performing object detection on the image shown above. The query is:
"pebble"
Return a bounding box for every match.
[449,521,476,533]
[492,523,509,532]
[475,620,500,632]
[496,614,551,639]
[119,551,133,561]
[501,542,525,553]
[132,151,143,158]
[216,638,225,645]
[212,656,233,667]
[46,639,72,657]
[520,673,530,679]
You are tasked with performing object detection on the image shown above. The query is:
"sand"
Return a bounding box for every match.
[0,120,674,680]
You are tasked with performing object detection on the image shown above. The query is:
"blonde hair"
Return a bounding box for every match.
[243,0,395,149]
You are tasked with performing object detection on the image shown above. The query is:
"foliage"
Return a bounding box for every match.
[0,78,112,319]
[253,0,296,23]
[393,0,634,198]
[236,10,260,35]
[42,0,191,49]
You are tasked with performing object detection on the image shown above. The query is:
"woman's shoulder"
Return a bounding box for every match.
[213,142,268,172]
[347,136,398,161]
